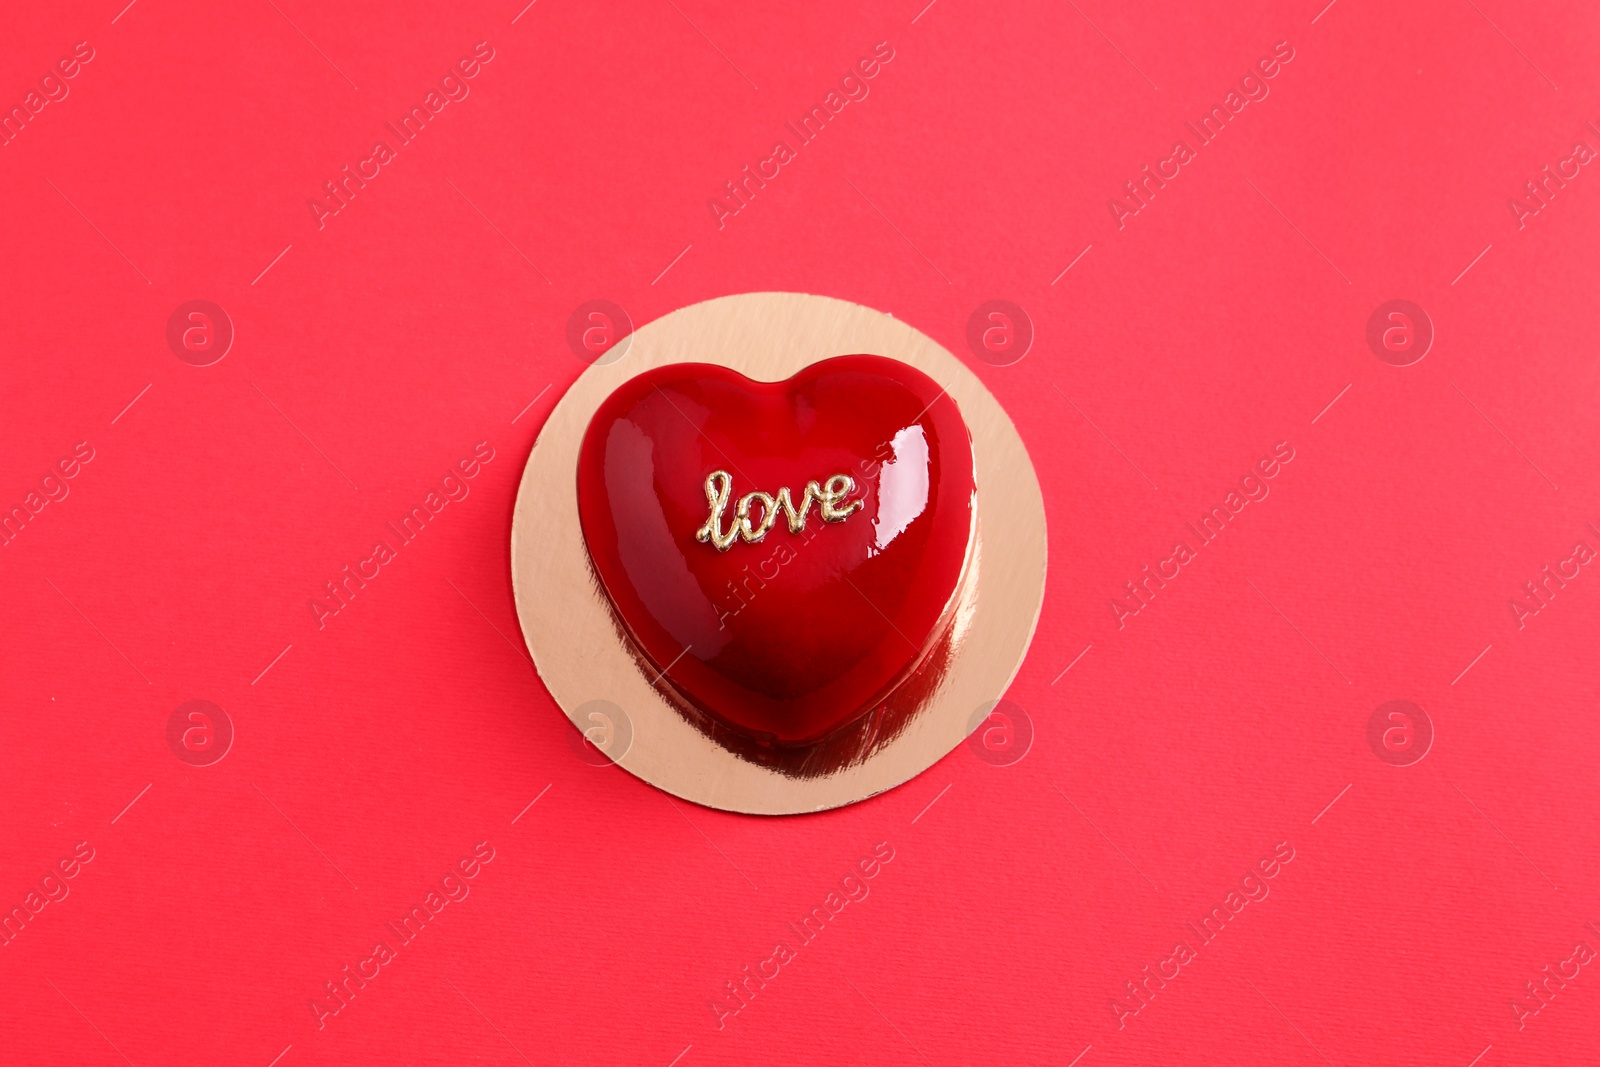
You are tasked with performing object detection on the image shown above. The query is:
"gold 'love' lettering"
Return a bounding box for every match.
[695,470,863,551]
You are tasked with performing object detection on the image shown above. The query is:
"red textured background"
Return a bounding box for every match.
[2,0,1598,1064]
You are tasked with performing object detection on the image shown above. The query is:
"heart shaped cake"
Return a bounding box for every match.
[576,355,976,747]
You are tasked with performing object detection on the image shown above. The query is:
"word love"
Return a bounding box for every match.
[696,469,862,551]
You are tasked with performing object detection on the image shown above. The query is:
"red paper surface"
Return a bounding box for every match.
[3,1,1598,1064]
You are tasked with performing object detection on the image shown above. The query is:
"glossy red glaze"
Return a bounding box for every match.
[576,355,975,747]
